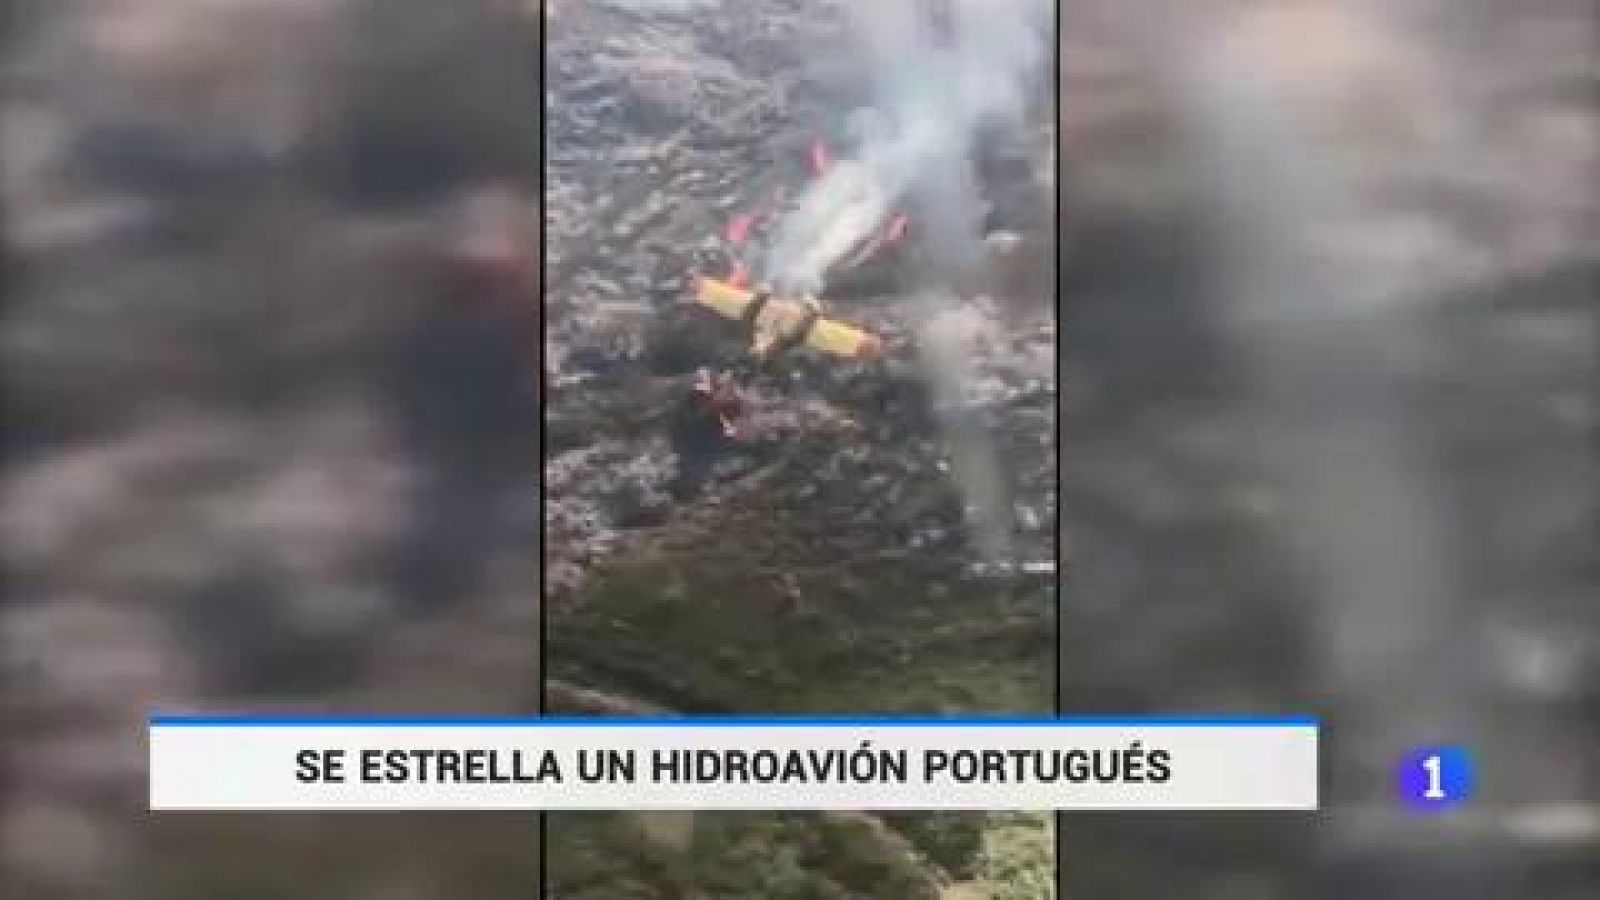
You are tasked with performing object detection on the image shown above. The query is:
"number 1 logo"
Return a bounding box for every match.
[1421,753,1445,800]
[1398,745,1472,812]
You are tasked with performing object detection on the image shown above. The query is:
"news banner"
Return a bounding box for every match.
[147,715,1337,811]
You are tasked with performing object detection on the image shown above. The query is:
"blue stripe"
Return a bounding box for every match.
[149,714,1318,728]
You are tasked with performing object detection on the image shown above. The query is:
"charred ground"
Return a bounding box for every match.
[544,0,1056,896]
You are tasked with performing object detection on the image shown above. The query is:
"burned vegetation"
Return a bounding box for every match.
[544,0,1055,896]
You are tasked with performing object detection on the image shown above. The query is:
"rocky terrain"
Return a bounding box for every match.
[544,1,1057,896]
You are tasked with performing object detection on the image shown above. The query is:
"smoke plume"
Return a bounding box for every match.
[763,0,1050,295]
[760,1,1051,563]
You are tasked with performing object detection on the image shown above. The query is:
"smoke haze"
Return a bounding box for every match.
[766,0,1051,563]
[764,0,1050,294]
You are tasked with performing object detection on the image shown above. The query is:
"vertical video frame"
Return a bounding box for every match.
[543,0,1059,895]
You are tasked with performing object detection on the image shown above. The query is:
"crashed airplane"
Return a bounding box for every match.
[691,274,884,362]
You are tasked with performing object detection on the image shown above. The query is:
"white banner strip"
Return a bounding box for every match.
[148,717,1318,811]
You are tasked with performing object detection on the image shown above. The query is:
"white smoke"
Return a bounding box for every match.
[762,1,1050,564]
[764,158,894,296]
[917,296,1017,562]
[763,0,1050,295]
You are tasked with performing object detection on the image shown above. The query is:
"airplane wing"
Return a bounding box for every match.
[805,314,882,359]
[691,276,882,360]
[692,274,756,320]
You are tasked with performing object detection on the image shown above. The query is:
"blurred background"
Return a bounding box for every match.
[1055,0,1595,897]
[3,1,543,897]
